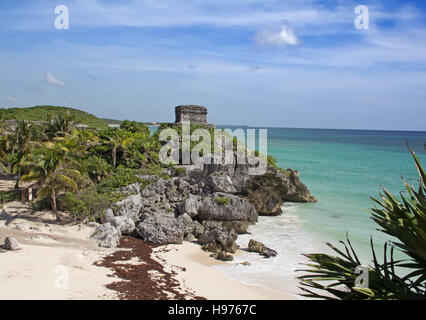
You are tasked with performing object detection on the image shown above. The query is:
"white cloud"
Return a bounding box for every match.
[5,95,18,104]
[255,25,300,47]
[45,71,66,87]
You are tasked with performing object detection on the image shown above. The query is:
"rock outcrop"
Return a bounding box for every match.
[112,194,143,220]
[137,210,185,244]
[92,223,121,248]
[178,154,316,216]
[248,239,278,258]
[197,193,258,223]
[109,216,136,235]
[198,222,238,254]
[177,194,202,218]
[92,153,315,262]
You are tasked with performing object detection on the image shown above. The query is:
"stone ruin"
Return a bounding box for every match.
[174,105,215,127]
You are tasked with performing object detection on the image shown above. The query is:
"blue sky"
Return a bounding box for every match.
[0,0,425,130]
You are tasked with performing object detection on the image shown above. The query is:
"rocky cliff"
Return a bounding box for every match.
[92,154,316,261]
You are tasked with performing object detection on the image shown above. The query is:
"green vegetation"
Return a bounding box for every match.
[0,112,166,222]
[215,196,230,206]
[173,167,187,176]
[19,139,83,219]
[101,118,154,126]
[100,118,123,125]
[0,110,276,223]
[58,190,110,222]
[0,190,19,204]
[155,123,268,165]
[298,150,426,300]
[0,106,109,129]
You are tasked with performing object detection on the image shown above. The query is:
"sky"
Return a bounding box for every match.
[0,0,425,131]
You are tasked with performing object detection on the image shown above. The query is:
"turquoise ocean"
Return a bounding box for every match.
[213,127,426,297]
[150,125,426,296]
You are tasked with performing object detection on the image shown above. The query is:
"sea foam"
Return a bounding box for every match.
[214,203,322,297]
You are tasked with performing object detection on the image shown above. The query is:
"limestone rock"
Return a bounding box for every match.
[4,237,19,250]
[192,220,205,238]
[178,163,204,180]
[244,167,316,216]
[178,154,316,216]
[217,251,234,261]
[177,194,201,218]
[92,223,121,248]
[248,239,278,258]
[198,193,258,223]
[119,182,142,195]
[177,213,194,236]
[112,194,143,220]
[141,177,194,205]
[102,208,115,223]
[109,216,136,235]
[206,174,237,194]
[198,222,238,253]
[283,169,317,203]
[136,210,184,244]
[247,190,282,216]
[202,220,251,234]
[202,242,222,254]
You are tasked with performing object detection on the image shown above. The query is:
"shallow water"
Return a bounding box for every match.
[215,127,426,296]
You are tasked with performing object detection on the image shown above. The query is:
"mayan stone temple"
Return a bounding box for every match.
[174,105,215,128]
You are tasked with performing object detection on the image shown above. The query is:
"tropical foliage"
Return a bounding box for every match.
[0,113,165,221]
[298,149,426,300]
[0,106,109,129]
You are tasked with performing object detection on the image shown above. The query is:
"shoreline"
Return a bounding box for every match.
[0,201,298,300]
[154,242,297,300]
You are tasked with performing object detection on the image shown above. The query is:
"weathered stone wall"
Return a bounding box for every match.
[175,105,207,124]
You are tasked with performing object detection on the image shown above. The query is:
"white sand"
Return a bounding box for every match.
[155,242,297,300]
[0,202,119,300]
[1,201,298,300]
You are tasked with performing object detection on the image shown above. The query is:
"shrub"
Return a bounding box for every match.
[58,190,111,222]
[80,155,112,182]
[31,196,51,211]
[173,167,187,176]
[120,120,150,136]
[215,196,230,206]
[0,190,19,203]
[97,166,145,194]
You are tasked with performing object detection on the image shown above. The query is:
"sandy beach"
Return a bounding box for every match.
[0,201,295,300]
[155,242,296,300]
[0,202,119,300]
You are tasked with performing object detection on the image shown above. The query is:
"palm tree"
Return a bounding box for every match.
[8,121,46,187]
[140,136,161,164]
[298,149,426,300]
[0,134,16,173]
[106,133,134,167]
[19,141,81,221]
[58,127,98,157]
[13,120,45,151]
[80,156,110,183]
[46,112,75,138]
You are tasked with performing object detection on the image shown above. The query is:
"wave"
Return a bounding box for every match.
[214,203,322,297]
